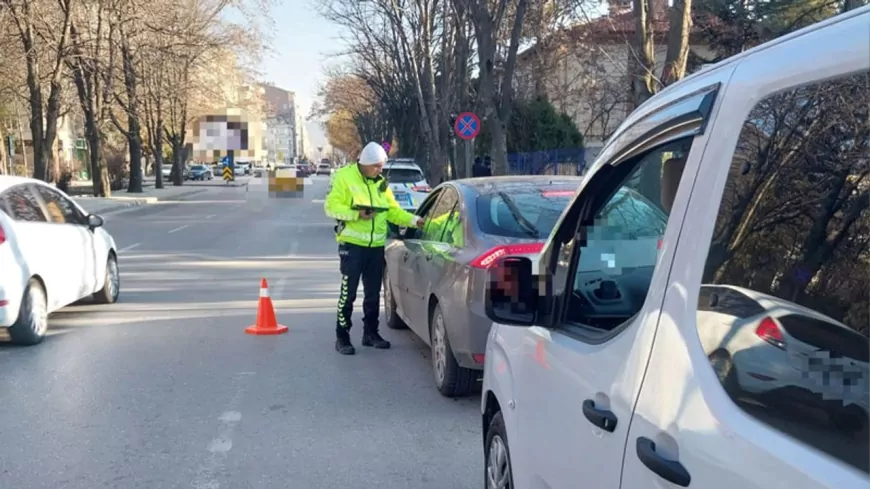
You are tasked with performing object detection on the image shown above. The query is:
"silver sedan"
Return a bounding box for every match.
[383,176,583,397]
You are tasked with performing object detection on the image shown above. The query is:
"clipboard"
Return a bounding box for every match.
[352,204,390,213]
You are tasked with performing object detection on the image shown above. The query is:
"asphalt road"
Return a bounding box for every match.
[0,175,481,489]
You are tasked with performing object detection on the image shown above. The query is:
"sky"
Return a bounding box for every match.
[255,0,346,154]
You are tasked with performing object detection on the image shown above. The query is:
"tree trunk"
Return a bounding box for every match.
[127,123,143,193]
[467,0,528,176]
[0,130,7,175]
[152,120,165,189]
[86,130,108,197]
[661,0,694,85]
[630,0,658,108]
[17,7,68,183]
[123,46,144,193]
[170,136,184,186]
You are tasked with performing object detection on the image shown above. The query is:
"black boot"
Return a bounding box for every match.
[335,334,356,355]
[362,331,391,349]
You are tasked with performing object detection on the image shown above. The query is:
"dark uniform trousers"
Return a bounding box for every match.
[336,242,385,338]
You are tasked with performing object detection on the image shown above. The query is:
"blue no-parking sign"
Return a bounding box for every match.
[454,112,481,141]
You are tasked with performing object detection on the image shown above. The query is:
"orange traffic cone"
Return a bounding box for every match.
[245,278,289,335]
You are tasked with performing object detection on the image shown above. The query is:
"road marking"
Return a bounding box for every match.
[192,372,252,489]
[168,224,189,234]
[204,214,216,220]
[311,199,325,204]
[118,243,141,253]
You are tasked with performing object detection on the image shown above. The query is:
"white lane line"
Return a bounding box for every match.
[310,199,325,204]
[192,372,253,489]
[204,214,216,220]
[168,224,190,234]
[118,243,141,253]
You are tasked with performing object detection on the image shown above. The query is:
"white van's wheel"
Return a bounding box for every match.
[485,411,514,489]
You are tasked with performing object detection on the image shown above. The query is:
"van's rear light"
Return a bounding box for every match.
[0,222,5,245]
[469,242,544,269]
[755,317,786,350]
[411,185,431,192]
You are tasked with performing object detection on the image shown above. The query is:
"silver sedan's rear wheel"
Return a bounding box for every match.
[430,303,477,397]
[383,274,407,330]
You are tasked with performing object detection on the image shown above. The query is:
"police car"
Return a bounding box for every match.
[383,159,430,212]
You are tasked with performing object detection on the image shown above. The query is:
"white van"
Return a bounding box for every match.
[480,8,869,489]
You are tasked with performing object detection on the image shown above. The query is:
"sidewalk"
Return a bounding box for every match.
[73,185,209,215]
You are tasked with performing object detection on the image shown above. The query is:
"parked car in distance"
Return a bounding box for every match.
[383,159,431,237]
[383,176,582,397]
[480,9,869,489]
[316,163,332,176]
[235,162,251,175]
[0,176,121,345]
[188,164,213,181]
[384,159,430,207]
[161,164,190,181]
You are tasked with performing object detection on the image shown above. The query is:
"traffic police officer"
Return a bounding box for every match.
[324,142,425,355]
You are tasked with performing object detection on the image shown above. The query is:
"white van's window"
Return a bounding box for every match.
[696,71,869,473]
[565,138,692,333]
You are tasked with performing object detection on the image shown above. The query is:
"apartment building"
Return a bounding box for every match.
[261,84,298,164]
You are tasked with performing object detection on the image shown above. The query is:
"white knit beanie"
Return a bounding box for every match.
[358,142,388,165]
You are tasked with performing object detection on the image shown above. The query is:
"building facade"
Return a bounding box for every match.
[261,85,298,164]
[514,0,717,165]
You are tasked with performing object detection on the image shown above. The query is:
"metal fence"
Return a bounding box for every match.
[506,148,586,176]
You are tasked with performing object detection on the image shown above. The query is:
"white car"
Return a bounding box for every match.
[481,9,868,489]
[235,162,251,175]
[383,159,430,213]
[697,284,869,425]
[0,177,120,345]
[316,163,332,176]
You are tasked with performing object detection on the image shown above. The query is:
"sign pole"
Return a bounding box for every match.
[453,111,481,179]
[465,140,473,178]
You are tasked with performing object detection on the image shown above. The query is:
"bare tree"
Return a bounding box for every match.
[322,0,470,181]
[462,0,529,176]
[1,0,73,182]
[136,0,263,186]
[67,0,116,196]
[107,0,147,192]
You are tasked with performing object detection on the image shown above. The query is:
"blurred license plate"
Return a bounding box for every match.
[395,193,411,205]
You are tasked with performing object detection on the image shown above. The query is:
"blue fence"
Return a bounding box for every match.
[506,148,586,176]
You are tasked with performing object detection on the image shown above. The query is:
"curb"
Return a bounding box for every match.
[74,188,209,215]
